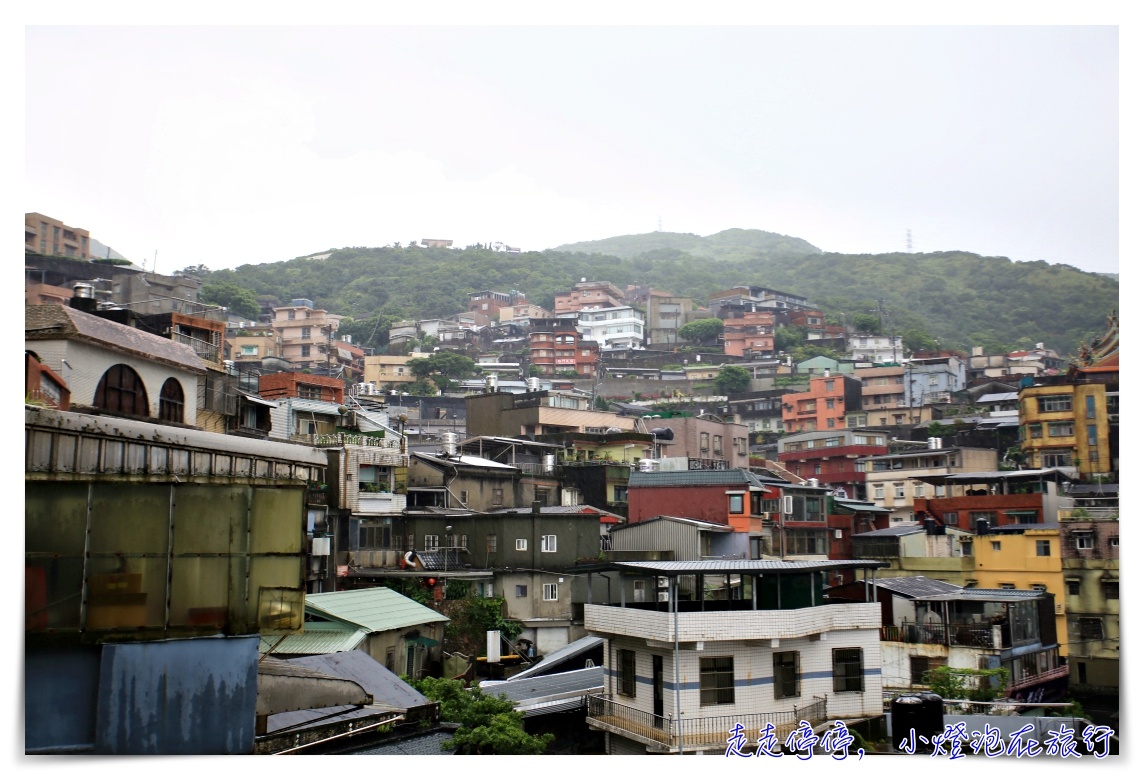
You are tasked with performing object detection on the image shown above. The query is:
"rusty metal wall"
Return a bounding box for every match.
[95,636,259,754]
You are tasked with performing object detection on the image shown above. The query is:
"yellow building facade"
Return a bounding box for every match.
[972,527,1068,657]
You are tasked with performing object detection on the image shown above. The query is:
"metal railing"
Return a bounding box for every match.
[587,694,827,751]
[881,621,1006,649]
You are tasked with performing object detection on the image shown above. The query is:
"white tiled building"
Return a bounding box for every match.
[583,559,886,754]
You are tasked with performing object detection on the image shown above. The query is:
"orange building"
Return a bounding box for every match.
[25,212,92,260]
[722,309,775,357]
[781,373,863,433]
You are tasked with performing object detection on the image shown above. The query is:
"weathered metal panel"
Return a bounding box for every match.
[25,645,102,753]
[96,636,259,754]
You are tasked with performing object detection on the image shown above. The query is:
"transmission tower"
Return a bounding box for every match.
[906,229,913,252]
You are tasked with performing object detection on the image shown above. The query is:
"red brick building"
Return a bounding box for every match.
[258,372,344,403]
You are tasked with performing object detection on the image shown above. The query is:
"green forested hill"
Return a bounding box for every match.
[196,230,1117,358]
[551,228,822,261]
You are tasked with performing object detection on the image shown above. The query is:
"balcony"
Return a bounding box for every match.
[880,620,1015,649]
[357,492,407,515]
[585,602,880,644]
[587,693,826,753]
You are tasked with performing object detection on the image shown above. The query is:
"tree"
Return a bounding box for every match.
[850,313,882,335]
[774,324,807,352]
[199,280,261,319]
[407,351,478,392]
[678,317,724,344]
[714,365,751,394]
[442,596,522,657]
[410,677,553,755]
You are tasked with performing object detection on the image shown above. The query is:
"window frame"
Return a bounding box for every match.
[699,656,735,706]
[515,538,528,551]
[540,534,557,553]
[832,648,864,693]
[542,582,558,601]
[617,648,636,697]
[773,651,800,699]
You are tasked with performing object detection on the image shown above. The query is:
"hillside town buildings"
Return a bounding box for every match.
[24,212,1119,754]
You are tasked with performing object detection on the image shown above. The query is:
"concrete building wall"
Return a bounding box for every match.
[28,338,202,425]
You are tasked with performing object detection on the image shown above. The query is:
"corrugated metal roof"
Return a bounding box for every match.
[305,587,449,633]
[852,525,925,538]
[611,515,732,533]
[977,393,1018,403]
[628,468,772,488]
[479,666,604,707]
[506,635,604,680]
[867,576,963,598]
[835,499,891,514]
[928,588,1045,602]
[610,559,885,574]
[260,625,368,655]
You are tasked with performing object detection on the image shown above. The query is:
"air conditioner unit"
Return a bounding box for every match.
[658,591,670,602]
[834,530,843,539]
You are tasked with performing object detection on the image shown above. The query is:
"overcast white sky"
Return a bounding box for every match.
[24,7,1126,276]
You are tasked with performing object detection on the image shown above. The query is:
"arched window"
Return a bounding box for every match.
[159,378,185,423]
[94,364,149,417]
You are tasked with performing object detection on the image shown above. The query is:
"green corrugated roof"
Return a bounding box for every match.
[259,625,368,655]
[304,587,449,633]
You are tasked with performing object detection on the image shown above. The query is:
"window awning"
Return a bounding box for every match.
[406,636,439,647]
[238,391,279,408]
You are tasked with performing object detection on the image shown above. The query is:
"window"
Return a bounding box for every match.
[1031,584,1047,592]
[826,398,835,409]
[700,432,710,451]
[1036,540,1051,557]
[542,582,558,601]
[491,488,504,507]
[1087,425,1098,446]
[713,435,723,455]
[1086,395,1096,419]
[1074,532,1094,550]
[240,344,258,356]
[913,483,926,498]
[633,580,647,601]
[774,652,799,699]
[991,541,1001,552]
[833,648,864,692]
[300,345,311,358]
[486,534,497,553]
[728,494,744,513]
[825,380,835,391]
[827,418,835,428]
[1102,581,1119,600]
[424,535,439,550]
[893,483,906,499]
[1041,449,1074,468]
[515,538,527,551]
[1109,536,1119,551]
[617,649,636,696]
[301,326,311,339]
[94,364,150,417]
[1048,422,1074,437]
[1037,395,1072,413]
[298,384,322,400]
[541,535,557,553]
[1067,580,1081,596]
[873,485,885,500]
[158,378,185,423]
[943,512,958,525]
[910,655,946,685]
[700,656,735,705]
[460,490,470,505]
[515,584,527,597]
[1078,617,1104,639]
[613,485,628,503]
[960,540,973,557]
[1000,583,1016,589]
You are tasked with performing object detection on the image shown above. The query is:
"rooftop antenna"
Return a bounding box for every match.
[906,229,913,252]
[657,216,662,232]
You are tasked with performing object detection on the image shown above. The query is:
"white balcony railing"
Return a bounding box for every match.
[584,602,880,643]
